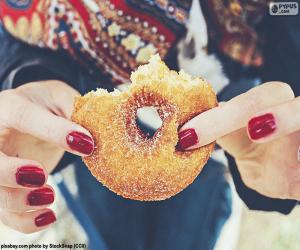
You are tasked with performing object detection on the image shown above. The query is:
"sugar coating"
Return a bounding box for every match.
[72,54,217,201]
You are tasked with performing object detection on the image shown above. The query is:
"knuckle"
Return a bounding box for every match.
[42,80,70,96]
[245,87,268,115]
[0,90,20,106]
[13,218,32,234]
[269,81,295,99]
[0,189,14,210]
[48,80,67,86]
[0,209,34,234]
[245,93,263,115]
[246,82,295,116]
[6,212,30,233]
[11,99,31,129]
[0,90,28,126]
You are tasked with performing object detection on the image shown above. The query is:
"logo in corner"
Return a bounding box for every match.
[269,2,298,16]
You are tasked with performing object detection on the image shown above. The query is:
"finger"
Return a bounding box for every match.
[0,185,54,212]
[247,96,300,142]
[0,153,47,188]
[216,127,251,157]
[0,208,56,234]
[178,82,295,149]
[0,90,94,156]
[16,80,80,119]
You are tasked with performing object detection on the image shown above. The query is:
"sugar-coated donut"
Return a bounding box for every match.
[72,55,217,201]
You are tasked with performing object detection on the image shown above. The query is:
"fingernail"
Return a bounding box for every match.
[35,210,56,227]
[16,166,45,187]
[178,129,199,150]
[66,131,94,155]
[27,188,54,206]
[248,113,276,140]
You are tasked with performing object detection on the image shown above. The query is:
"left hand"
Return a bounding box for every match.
[0,80,94,233]
[178,82,300,200]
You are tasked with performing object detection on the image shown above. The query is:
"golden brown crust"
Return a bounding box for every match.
[72,55,217,201]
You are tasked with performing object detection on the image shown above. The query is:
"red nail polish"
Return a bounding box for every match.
[66,131,94,155]
[16,166,45,187]
[248,113,276,140]
[35,210,56,227]
[178,129,199,150]
[27,188,54,206]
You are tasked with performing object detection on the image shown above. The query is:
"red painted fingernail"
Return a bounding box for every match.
[27,188,54,206]
[248,113,276,140]
[16,166,45,187]
[35,210,56,227]
[66,131,94,155]
[178,129,199,150]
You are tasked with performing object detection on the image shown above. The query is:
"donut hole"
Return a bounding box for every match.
[136,106,163,138]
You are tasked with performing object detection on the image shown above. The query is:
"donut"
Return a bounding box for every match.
[72,55,217,201]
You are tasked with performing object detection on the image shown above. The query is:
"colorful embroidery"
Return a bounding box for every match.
[0,0,189,85]
[202,0,269,67]
[0,0,268,84]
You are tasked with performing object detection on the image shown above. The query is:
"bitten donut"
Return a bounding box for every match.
[72,55,217,201]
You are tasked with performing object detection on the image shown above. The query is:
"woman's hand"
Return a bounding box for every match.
[0,81,94,233]
[179,82,300,200]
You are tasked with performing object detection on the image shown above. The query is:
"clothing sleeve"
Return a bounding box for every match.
[0,24,85,91]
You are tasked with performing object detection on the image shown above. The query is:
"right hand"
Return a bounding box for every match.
[179,82,300,200]
[0,80,94,233]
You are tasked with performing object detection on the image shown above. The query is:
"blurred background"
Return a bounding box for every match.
[238,205,300,250]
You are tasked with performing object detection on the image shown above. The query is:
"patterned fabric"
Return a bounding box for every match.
[0,0,269,85]
[0,0,190,84]
[203,0,270,67]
